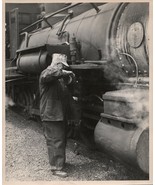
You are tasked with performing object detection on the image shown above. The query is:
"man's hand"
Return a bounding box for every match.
[62,70,75,84]
[62,70,74,77]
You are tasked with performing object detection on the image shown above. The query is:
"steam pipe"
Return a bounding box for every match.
[20,3,82,33]
[57,11,73,36]
[120,53,139,87]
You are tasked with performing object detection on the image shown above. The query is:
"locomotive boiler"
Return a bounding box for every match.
[5,3,149,174]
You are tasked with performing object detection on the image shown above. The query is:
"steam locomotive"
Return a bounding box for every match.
[5,3,149,174]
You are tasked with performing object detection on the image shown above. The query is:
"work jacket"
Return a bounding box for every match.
[39,66,73,122]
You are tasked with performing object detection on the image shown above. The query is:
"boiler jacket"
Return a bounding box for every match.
[39,66,72,122]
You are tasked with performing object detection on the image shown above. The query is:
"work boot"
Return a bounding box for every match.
[53,170,68,178]
[51,166,57,171]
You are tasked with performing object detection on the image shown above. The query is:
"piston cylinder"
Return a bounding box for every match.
[94,117,149,174]
[17,51,51,74]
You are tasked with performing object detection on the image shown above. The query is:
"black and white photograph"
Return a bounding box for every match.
[4,1,152,184]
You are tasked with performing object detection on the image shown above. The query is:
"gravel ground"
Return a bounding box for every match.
[5,109,149,181]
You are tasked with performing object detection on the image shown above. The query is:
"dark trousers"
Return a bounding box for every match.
[43,121,67,170]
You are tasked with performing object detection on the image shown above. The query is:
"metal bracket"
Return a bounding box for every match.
[90,3,100,13]
[43,17,53,29]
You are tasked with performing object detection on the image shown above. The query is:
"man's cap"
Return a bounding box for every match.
[51,53,69,67]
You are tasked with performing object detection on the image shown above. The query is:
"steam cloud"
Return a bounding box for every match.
[5,95,15,110]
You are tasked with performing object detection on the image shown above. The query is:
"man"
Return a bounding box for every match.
[39,53,75,178]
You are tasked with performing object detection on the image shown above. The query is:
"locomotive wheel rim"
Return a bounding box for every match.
[16,92,26,108]
[16,90,31,109]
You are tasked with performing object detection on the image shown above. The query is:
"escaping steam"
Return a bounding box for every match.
[5,95,15,110]
[106,88,149,129]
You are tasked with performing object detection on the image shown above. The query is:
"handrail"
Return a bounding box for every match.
[20,3,82,33]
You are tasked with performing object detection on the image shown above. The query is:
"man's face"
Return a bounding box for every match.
[57,63,69,70]
[57,63,63,69]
